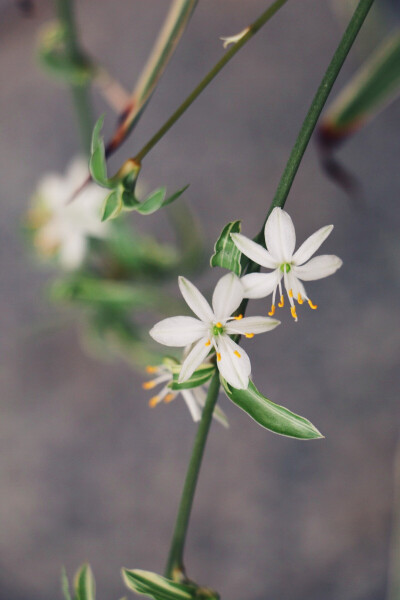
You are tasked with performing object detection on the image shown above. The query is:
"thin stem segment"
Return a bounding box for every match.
[134,0,289,163]
[165,372,220,580]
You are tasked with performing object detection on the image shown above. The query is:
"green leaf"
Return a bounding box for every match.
[210,221,242,276]
[122,569,195,600]
[122,185,189,216]
[101,188,123,222]
[162,185,190,208]
[61,568,72,600]
[90,115,113,188]
[321,29,400,141]
[169,363,216,390]
[73,564,95,600]
[222,379,323,440]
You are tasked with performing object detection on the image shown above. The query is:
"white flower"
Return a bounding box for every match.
[142,363,228,427]
[231,207,343,322]
[149,272,280,390]
[30,157,109,270]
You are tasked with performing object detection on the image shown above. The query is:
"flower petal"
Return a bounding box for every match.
[230,233,277,269]
[217,335,251,390]
[286,271,307,299]
[59,234,87,270]
[225,315,280,335]
[192,387,229,428]
[240,271,281,299]
[178,337,211,382]
[264,207,296,263]
[150,316,207,347]
[293,255,343,281]
[181,389,202,422]
[292,225,334,265]
[212,272,243,321]
[178,276,214,323]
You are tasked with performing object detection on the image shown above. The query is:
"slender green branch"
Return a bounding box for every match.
[55,0,92,153]
[134,0,289,163]
[165,372,220,580]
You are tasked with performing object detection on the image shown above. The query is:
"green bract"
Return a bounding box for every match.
[122,569,219,600]
[210,220,242,276]
[169,362,216,390]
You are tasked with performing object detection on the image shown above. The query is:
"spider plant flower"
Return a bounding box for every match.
[142,363,228,427]
[29,157,109,270]
[231,207,342,322]
[149,273,280,390]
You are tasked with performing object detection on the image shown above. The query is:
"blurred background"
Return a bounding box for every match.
[1,1,400,599]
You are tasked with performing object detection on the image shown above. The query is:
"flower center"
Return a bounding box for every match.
[280,263,291,273]
[213,322,225,336]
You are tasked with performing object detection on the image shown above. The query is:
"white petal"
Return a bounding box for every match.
[264,207,296,263]
[181,389,202,422]
[225,315,280,335]
[178,337,211,382]
[212,272,243,321]
[286,271,307,299]
[150,317,207,347]
[240,271,281,299]
[178,276,214,323]
[217,335,251,390]
[230,233,277,269]
[293,255,343,281]
[59,234,86,270]
[192,387,229,428]
[292,225,334,265]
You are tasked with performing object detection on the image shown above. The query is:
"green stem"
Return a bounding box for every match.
[165,372,220,580]
[134,0,289,163]
[55,0,92,154]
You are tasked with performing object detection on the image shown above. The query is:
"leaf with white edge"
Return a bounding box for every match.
[210,221,242,276]
[61,568,72,600]
[136,187,166,215]
[101,188,123,222]
[169,363,216,390]
[162,185,189,208]
[90,115,113,188]
[122,569,196,600]
[222,379,323,440]
[74,564,95,600]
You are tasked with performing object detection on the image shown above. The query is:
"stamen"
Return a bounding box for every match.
[288,289,293,298]
[278,295,284,308]
[216,322,223,328]
[308,299,318,310]
[217,352,221,361]
[297,293,303,305]
[234,350,241,358]
[164,393,175,403]
[245,333,254,338]
[145,365,158,374]
[142,381,156,390]
[148,396,160,408]
[234,314,243,320]
[205,339,211,347]
[291,306,298,321]
[268,304,276,316]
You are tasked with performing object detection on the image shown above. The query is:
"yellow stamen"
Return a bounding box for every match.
[288,289,293,298]
[142,381,156,390]
[164,393,175,403]
[145,365,158,374]
[216,322,223,328]
[291,306,298,320]
[245,333,254,339]
[217,352,221,361]
[278,295,284,308]
[234,350,241,358]
[205,339,211,347]
[234,314,243,320]
[308,299,318,310]
[268,304,276,316]
[148,396,159,408]
[297,293,303,305]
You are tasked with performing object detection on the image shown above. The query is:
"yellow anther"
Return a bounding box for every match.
[216,322,223,328]
[205,339,211,347]
[217,352,221,361]
[268,304,276,316]
[148,396,160,408]
[278,295,284,308]
[288,289,293,298]
[142,381,156,390]
[291,306,298,320]
[297,293,303,305]
[308,299,318,310]
[234,314,243,320]
[164,393,175,403]
[234,350,241,358]
[245,333,254,339]
[145,365,158,374]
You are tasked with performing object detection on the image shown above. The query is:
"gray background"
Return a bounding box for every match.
[1,1,400,599]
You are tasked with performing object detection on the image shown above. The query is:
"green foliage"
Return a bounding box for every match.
[61,568,72,600]
[90,115,113,188]
[210,221,242,276]
[101,188,124,221]
[222,379,323,440]
[74,564,96,600]
[169,363,216,390]
[122,569,219,600]
[121,185,190,216]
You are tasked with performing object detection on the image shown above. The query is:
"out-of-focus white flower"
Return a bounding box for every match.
[30,157,109,270]
[149,272,280,390]
[231,207,343,322]
[142,362,228,426]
